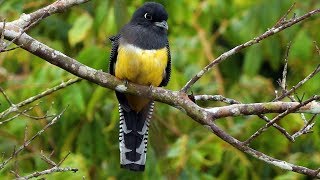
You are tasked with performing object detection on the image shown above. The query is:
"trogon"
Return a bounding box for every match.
[108,2,171,171]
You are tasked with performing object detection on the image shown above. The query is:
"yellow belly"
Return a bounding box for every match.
[115,44,168,86]
[115,43,168,111]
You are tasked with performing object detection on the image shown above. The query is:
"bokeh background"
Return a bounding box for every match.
[0,0,320,179]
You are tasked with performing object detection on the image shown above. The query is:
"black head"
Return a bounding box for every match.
[130,2,168,32]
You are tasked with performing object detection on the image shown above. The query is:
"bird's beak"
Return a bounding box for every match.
[154,21,168,30]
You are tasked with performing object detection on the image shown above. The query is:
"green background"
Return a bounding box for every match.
[0,0,320,179]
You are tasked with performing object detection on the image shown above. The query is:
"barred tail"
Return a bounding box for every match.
[118,102,154,171]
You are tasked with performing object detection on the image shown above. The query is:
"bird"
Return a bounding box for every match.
[108,2,171,171]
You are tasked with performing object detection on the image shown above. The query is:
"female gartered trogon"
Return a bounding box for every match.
[108,2,171,171]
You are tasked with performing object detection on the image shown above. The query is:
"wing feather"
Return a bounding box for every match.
[159,41,171,87]
[109,35,120,75]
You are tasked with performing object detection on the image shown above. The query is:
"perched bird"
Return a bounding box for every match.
[109,2,171,171]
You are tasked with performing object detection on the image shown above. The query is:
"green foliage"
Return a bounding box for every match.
[1,0,320,179]
[68,13,93,47]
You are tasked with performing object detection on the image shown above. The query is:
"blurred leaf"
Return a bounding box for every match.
[289,30,313,62]
[68,13,93,46]
[167,135,187,158]
[86,87,106,121]
[93,0,109,32]
[274,172,304,180]
[167,0,184,24]
[76,46,109,70]
[114,0,129,30]
[243,45,263,76]
[264,36,281,71]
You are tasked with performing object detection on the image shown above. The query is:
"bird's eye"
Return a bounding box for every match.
[144,13,152,20]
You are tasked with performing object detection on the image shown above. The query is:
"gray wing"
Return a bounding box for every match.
[109,34,131,111]
[159,41,171,87]
[109,35,120,75]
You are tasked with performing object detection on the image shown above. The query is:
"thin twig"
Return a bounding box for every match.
[15,78,81,108]
[277,42,296,102]
[10,170,20,178]
[279,42,292,92]
[0,3,54,52]
[0,112,21,125]
[194,95,240,104]
[0,87,14,105]
[275,42,318,139]
[205,98,320,119]
[0,107,68,170]
[11,0,90,29]
[257,114,294,142]
[0,102,50,125]
[197,96,300,141]
[273,64,320,101]
[0,46,20,52]
[314,41,320,55]
[300,113,308,124]
[40,151,57,167]
[292,114,317,140]
[0,78,81,119]
[17,166,78,180]
[274,2,296,28]
[57,151,71,167]
[275,41,320,102]
[207,122,320,178]
[181,8,320,93]
[244,96,319,145]
[21,113,54,120]
[191,4,225,95]
[17,146,77,179]
[244,109,290,145]
[0,0,90,54]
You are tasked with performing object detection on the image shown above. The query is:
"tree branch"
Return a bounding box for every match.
[18,166,78,180]
[291,114,317,140]
[11,0,91,29]
[207,122,320,178]
[1,1,320,177]
[195,94,296,141]
[0,78,81,121]
[16,151,78,179]
[243,96,319,145]
[181,8,320,93]
[1,24,319,123]
[206,98,320,119]
[273,64,320,101]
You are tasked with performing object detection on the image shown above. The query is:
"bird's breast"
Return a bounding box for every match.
[115,43,168,86]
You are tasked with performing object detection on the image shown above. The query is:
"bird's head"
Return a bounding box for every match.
[130,2,168,32]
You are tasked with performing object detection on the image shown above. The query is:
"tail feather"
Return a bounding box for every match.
[119,102,154,171]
